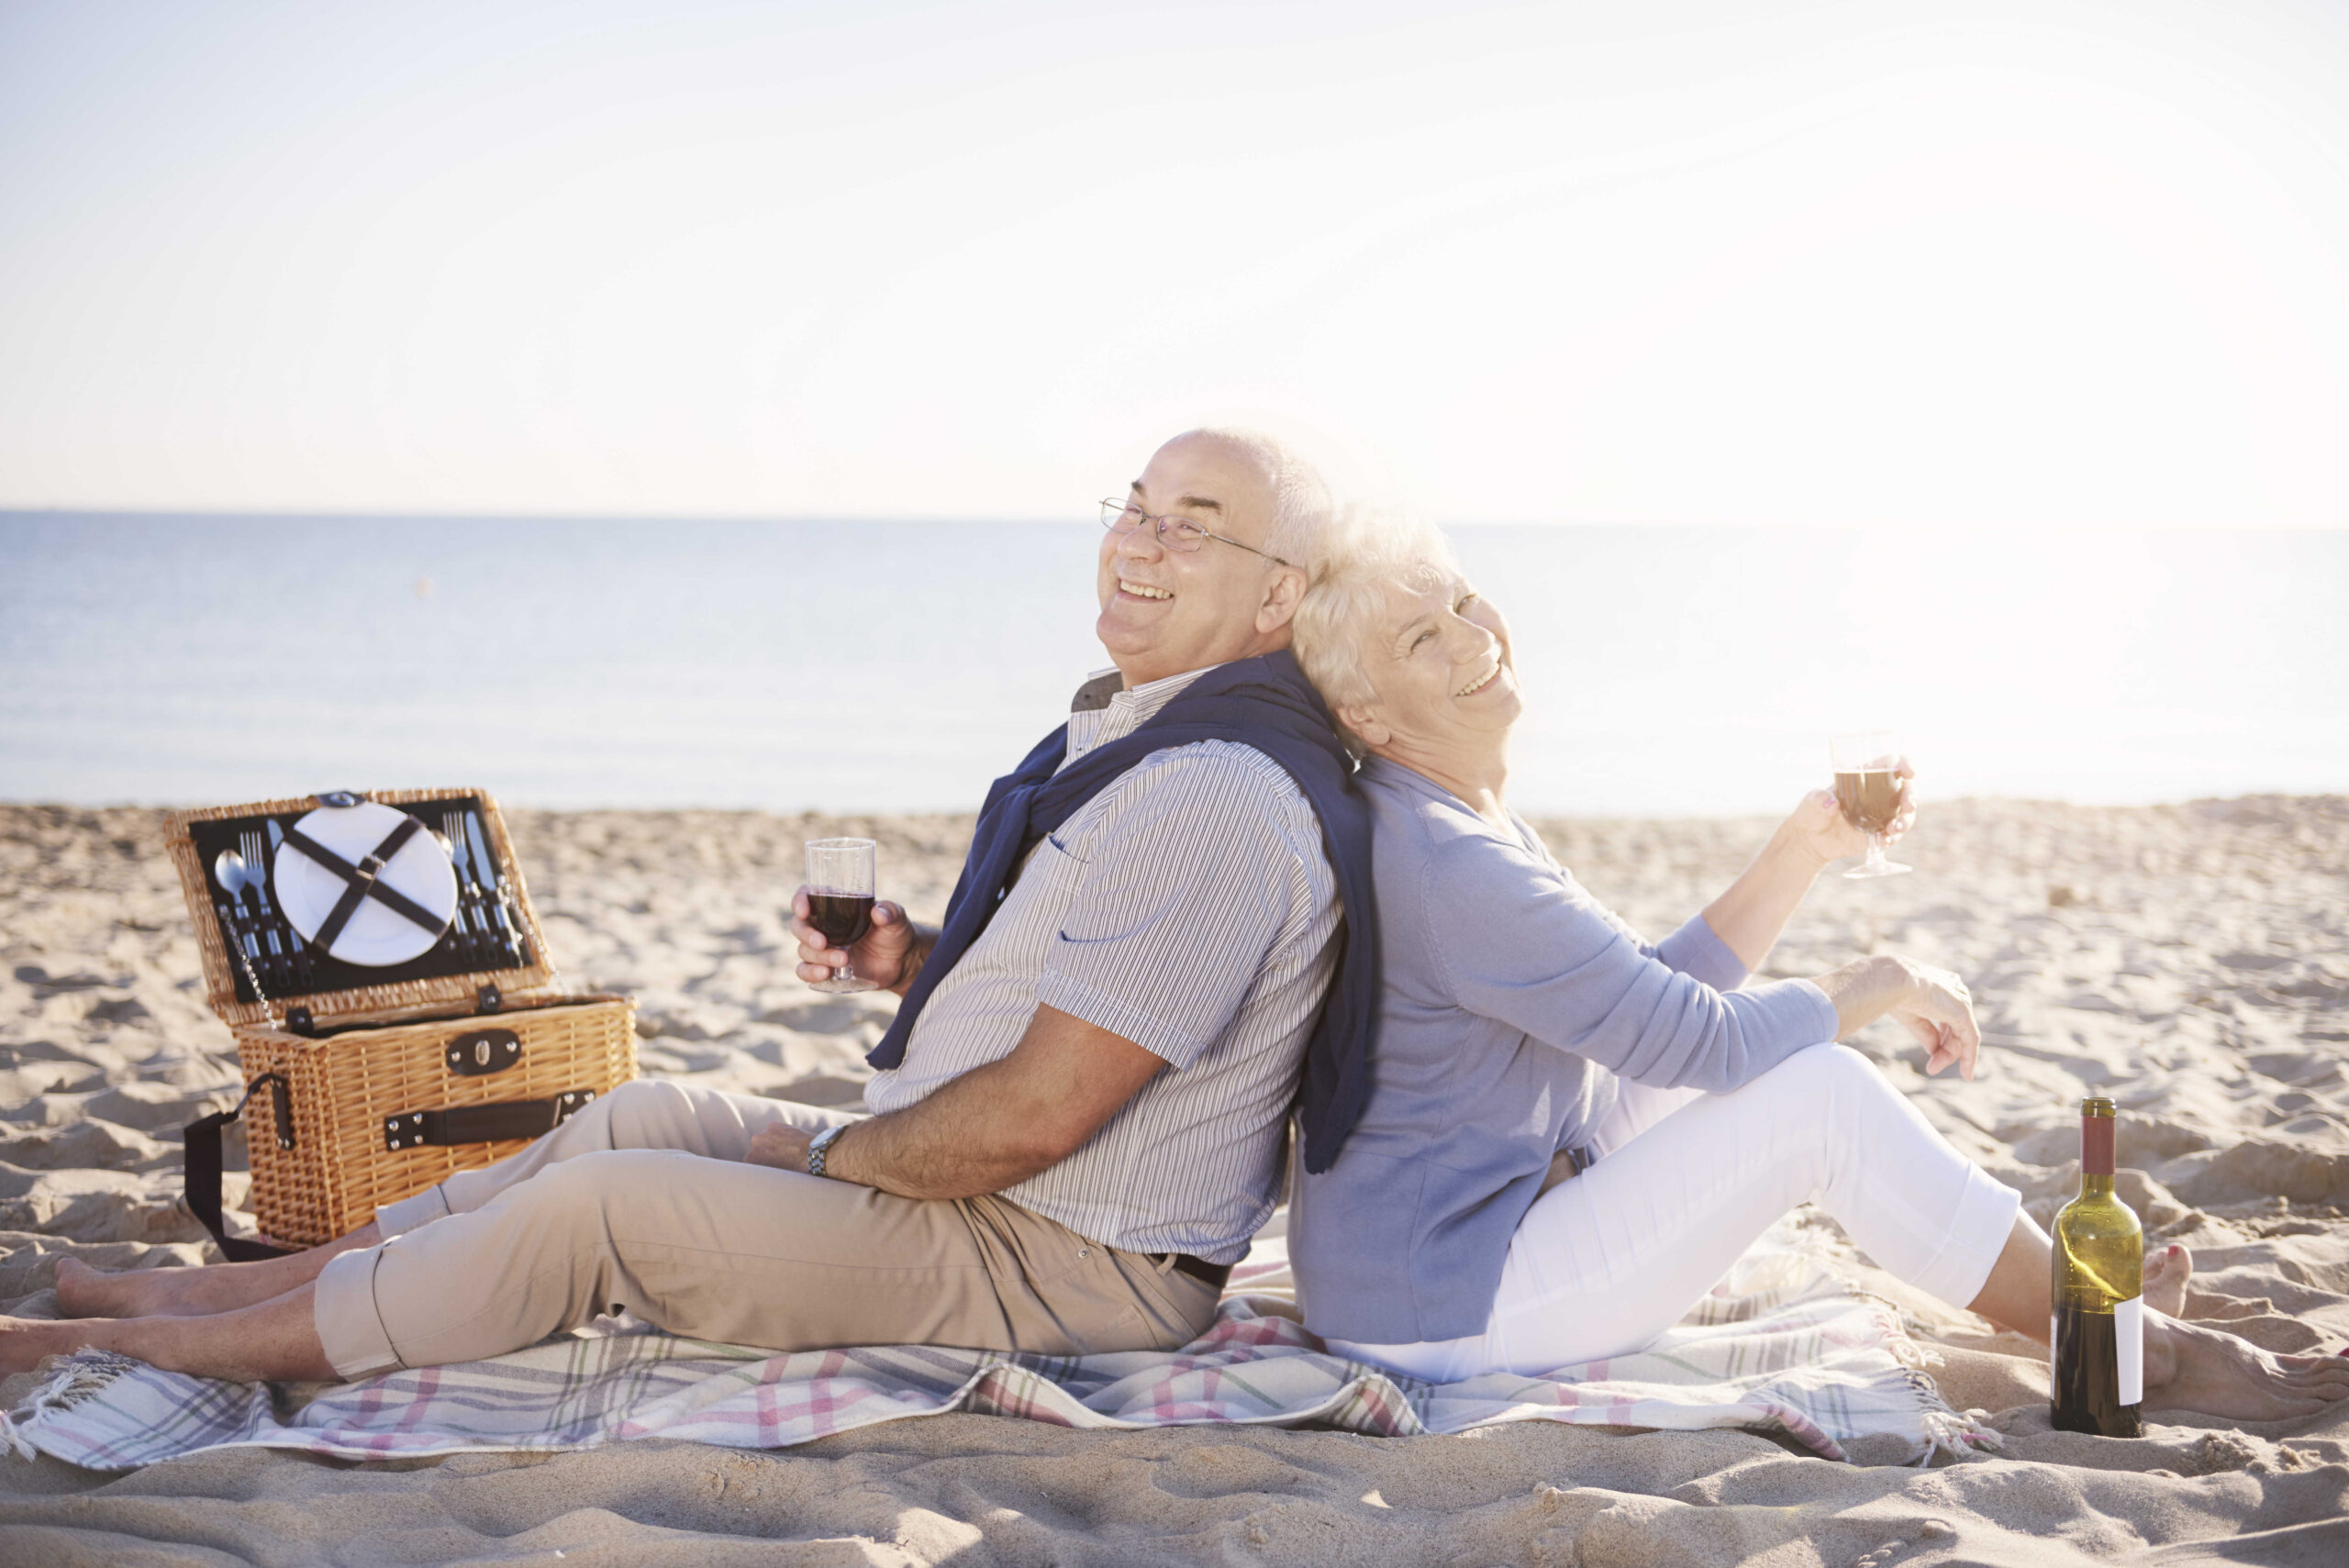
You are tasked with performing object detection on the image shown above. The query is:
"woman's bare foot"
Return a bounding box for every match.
[2145,1313,2349,1421]
[2143,1242,2191,1318]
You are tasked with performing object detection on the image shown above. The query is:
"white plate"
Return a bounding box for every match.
[273,801,458,967]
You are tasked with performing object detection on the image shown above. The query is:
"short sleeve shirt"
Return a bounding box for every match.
[862,665,1343,1262]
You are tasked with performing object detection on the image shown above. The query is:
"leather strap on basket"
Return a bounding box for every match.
[383,1088,596,1151]
[282,815,445,951]
[182,1074,298,1262]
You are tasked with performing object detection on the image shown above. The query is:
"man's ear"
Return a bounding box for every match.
[1338,700,1390,749]
[1255,565,1308,635]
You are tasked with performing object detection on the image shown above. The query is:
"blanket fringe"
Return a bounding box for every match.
[0,1406,28,1462]
[1817,1260,2001,1466]
[1912,1393,2005,1466]
[3,1350,144,1462]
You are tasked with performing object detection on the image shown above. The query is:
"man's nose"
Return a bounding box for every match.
[1114,521,1167,562]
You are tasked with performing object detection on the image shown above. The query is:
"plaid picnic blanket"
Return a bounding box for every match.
[3,1242,1995,1471]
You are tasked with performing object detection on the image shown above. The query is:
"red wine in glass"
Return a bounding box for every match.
[804,838,880,994]
[807,893,874,949]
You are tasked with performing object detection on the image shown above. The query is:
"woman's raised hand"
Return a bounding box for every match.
[1787,757,1917,866]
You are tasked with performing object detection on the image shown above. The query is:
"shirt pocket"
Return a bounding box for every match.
[1002,834,1091,941]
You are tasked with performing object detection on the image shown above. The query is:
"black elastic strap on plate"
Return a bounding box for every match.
[182,1074,298,1262]
[283,815,445,950]
[383,1088,596,1151]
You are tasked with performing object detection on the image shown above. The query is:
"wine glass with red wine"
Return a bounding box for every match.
[1830,732,1911,880]
[804,838,880,993]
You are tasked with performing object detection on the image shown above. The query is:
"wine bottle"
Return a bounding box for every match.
[2051,1095,2143,1437]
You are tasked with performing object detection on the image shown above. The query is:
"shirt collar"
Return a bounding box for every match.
[1063,663,1224,766]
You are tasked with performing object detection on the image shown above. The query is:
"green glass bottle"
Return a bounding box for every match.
[2051,1096,2143,1437]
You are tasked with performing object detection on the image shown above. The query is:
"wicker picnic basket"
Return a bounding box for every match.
[163,789,637,1254]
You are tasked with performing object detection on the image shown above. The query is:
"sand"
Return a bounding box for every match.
[3,795,2346,1565]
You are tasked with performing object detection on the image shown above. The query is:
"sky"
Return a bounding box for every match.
[4,0,2348,528]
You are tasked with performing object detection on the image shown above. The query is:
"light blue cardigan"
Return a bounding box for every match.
[1288,757,1841,1345]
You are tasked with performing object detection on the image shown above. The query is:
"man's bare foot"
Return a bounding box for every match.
[56,1224,378,1320]
[55,1259,219,1319]
[0,1315,104,1374]
[2145,1314,2349,1421]
[2143,1242,2191,1318]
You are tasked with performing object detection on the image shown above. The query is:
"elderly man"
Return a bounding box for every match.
[17,428,1375,1383]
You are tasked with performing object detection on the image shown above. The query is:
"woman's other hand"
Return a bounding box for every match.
[1815,953,1981,1080]
[791,886,918,990]
[1785,756,1917,866]
[1888,960,1980,1080]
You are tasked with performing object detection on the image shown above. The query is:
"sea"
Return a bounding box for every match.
[3,515,2344,818]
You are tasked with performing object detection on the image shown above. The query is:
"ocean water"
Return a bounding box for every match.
[3,515,2344,817]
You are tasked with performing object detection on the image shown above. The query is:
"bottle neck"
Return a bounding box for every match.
[2081,1113,2115,1182]
[2077,1173,2116,1199]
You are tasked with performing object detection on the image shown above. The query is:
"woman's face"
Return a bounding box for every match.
[1343,573,1523,762]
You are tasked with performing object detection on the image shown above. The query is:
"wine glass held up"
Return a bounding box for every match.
[1830,732,1914,880]
[802,838,881,995]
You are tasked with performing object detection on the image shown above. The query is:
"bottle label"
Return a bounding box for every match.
[2115,1295,2143,1406]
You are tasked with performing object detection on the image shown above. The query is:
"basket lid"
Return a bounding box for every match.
[164,787,557,1028]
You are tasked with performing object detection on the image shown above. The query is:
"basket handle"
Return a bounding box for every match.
[182,1075,298,1262]
[382,1088,596,1151]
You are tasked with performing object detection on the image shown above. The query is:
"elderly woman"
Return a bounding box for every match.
[1285,509,2344,1420]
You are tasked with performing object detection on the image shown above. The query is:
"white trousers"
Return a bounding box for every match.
[1324,1043,2021,1382]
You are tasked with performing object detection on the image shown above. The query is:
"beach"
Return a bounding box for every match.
[3,795,2346,1565]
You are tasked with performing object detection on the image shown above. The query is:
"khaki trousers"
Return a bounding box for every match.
[312,1078,1222,1379]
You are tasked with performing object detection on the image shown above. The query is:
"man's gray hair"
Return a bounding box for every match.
[1293,504,1462,753]
[1187,426,1335,573]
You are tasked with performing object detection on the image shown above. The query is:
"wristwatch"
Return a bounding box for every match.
[806,1123,848,1179]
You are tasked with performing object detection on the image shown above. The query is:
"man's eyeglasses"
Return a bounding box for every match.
[1100,499,1291,567]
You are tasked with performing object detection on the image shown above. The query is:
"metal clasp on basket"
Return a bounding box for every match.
[445,1029,521,1076]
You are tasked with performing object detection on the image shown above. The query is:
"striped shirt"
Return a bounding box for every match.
[863,663,1343,1263]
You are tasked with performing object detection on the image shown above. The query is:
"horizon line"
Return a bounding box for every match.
[6,506,2346,533]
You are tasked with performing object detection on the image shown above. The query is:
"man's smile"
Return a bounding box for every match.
[1118,579,1174,602]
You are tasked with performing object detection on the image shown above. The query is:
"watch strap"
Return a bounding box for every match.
[806,1122,846,1178]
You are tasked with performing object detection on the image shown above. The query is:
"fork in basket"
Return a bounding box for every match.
[239,828,297,989]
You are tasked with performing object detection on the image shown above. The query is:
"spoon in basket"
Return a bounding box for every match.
[212,849,263,976]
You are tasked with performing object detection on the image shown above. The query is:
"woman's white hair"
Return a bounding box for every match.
[1293,503,1463,755]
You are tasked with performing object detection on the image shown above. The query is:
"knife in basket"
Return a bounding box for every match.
[462,810,527,966]
[440,813,484,962]
[265,818,310,986]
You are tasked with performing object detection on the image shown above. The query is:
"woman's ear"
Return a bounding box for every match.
[1338,700,1390,749]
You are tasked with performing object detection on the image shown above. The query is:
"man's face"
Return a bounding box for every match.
[1096,433,1297,686]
